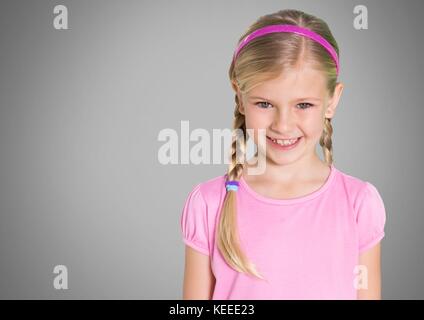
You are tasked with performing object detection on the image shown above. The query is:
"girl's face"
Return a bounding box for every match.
[238,66,343,166]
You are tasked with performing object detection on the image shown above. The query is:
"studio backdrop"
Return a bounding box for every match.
[0,0,422,299]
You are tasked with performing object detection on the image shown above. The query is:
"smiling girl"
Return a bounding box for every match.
[181,9,386,300]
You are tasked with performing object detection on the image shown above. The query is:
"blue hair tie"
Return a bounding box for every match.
[225,180,239,192]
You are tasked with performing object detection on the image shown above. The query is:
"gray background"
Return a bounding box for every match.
[0,0,422,299]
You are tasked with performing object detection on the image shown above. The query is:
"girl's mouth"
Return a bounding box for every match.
[266,136,302,150]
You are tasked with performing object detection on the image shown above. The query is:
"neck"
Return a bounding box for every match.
[242,152,329,184]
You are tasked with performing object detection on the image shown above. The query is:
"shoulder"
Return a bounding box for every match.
[193,174,227,204]
[333,168,387,253]
[180,174,228,255]
[183,174,227,207]
[333,166,385,217]
[333,167,372,197]
[334,166,368,191]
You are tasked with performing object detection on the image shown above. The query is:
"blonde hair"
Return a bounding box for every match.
[217,9,340,280]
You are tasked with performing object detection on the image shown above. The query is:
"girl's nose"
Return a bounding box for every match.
[272,107,296,132]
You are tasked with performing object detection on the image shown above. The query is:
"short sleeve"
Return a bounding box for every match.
[356,182,387,253]
[180,183,210,256]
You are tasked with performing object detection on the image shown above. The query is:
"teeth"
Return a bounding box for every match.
[271,137,299,146]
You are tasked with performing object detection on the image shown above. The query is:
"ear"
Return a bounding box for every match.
[325,82,344,119]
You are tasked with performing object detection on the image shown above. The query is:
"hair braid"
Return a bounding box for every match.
[320,117,334,165]
[216,92,266,280]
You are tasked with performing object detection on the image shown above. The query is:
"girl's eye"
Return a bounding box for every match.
[297,103,314,110]
[255,101,272,109]
[255,102,314,109]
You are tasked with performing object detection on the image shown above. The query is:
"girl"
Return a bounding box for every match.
[180,9,386,300]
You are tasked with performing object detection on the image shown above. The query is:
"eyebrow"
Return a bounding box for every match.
[248,96,322,102]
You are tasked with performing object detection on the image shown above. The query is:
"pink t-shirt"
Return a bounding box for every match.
[180,164,386,300]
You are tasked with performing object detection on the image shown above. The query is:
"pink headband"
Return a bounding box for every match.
[233,24,340,76]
